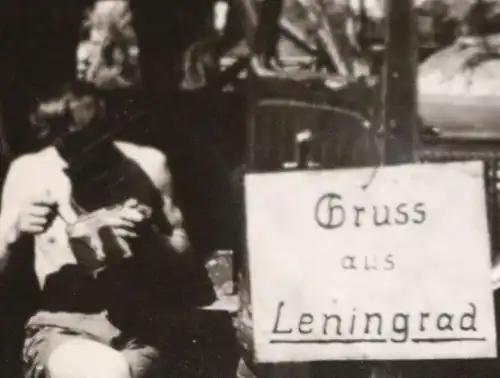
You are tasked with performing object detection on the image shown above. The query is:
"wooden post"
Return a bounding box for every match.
[382,0,418,165]
[371,1,418,378]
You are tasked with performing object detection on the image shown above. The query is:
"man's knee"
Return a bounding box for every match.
[47,339,130,378]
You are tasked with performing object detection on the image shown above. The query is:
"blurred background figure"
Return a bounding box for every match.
[77,0,141,89]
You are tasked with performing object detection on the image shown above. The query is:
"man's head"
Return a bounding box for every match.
[31,81,106,145]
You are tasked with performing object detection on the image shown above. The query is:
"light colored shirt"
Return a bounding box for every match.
[0,140,189,289]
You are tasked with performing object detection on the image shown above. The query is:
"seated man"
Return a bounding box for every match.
[0,81,238,378]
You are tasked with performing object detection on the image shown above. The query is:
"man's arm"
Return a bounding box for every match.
[116,141,191,254]
[150,150,191,254]
[0,157,29,272]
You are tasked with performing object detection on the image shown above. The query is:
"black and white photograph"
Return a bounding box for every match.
[1,1,500,378]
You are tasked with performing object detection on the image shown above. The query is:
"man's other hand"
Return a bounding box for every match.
[16,191,57,236]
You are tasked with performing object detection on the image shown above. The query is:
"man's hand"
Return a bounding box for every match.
[105,198,151,239]
[68,198,151,240]
[67,198,152,268]
[15,191,57,237]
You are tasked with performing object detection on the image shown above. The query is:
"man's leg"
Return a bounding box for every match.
[47,339,131,378]
[23,325,132,378]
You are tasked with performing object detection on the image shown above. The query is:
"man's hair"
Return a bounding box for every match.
[30,81,103,143]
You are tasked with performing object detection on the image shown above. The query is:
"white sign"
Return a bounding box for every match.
[245,161,497,363]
